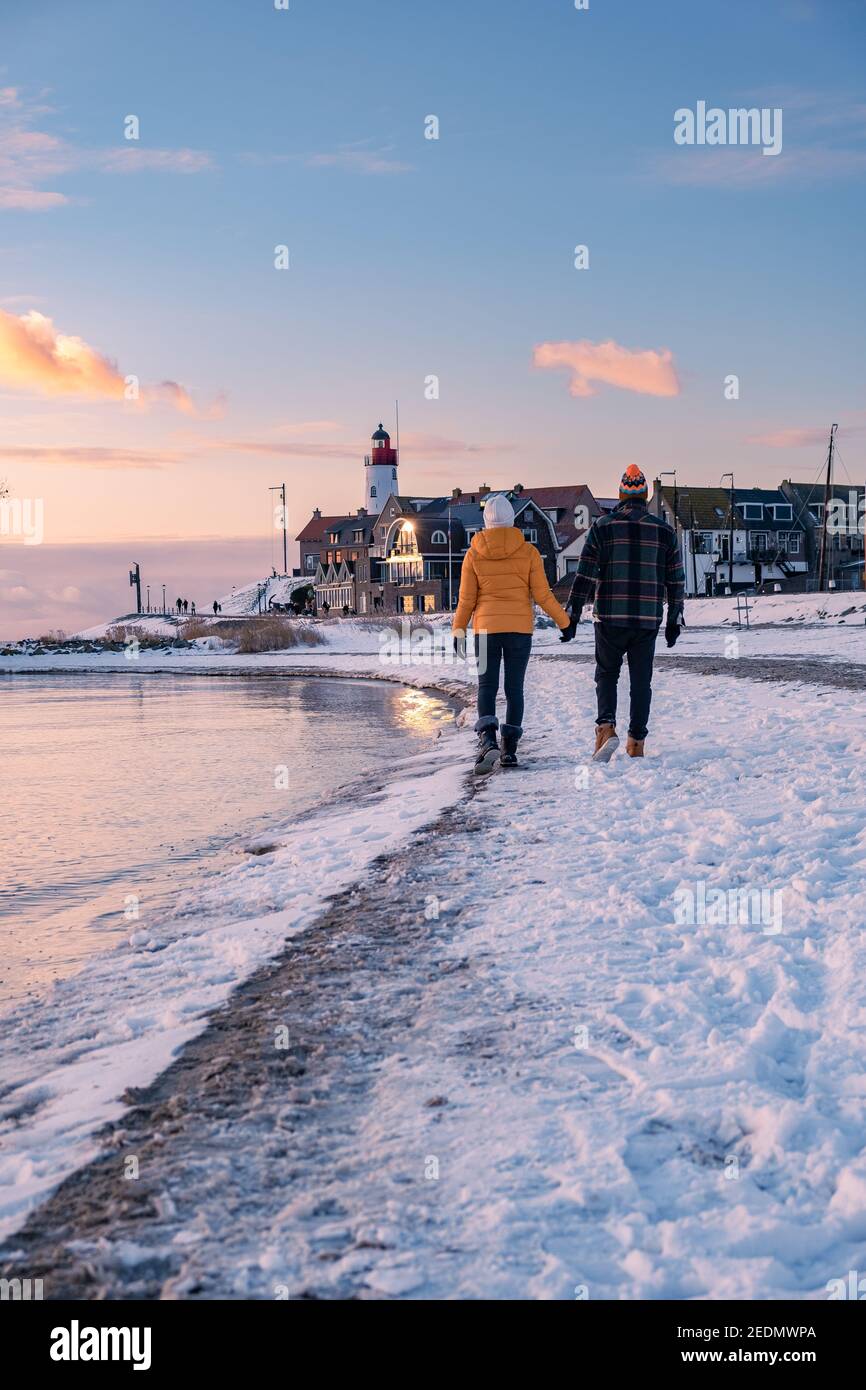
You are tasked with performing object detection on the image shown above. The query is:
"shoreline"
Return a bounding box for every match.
[0,669,474,1252]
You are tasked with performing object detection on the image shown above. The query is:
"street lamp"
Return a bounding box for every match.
[720,472,735,591]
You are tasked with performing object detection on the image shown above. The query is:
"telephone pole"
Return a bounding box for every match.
[270,483,288,574]
[816,423,838,593]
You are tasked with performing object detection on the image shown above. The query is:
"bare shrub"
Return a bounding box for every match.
[178,618,211,640]
[235,617,325,654]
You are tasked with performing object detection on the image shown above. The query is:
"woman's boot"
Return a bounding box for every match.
[499,723,522,768]
[474,717,500,775]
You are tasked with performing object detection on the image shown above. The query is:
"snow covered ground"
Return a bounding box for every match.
[2,598,866,1297]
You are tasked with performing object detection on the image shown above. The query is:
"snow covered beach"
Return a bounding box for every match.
[2,597,866,1299]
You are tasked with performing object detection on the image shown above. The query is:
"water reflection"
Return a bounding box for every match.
[0,673,453,1008]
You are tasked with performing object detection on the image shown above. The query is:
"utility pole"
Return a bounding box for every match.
[162,583,166,614]
[721,473,735,590]
[690,498,699,596]
[817,423,838,593]
[128,562,141,614]
[659,470,681,587]
[270,483,288,575]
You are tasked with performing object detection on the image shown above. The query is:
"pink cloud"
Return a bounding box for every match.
[745,425,866,447]
[0,91,214,209]
[211,431,510,460]
[0,309,197,413]
[533,338,680,399]
[306,144,413,175]
[653,147,866,188]
[0,445,183,470]
[0,187,69,209]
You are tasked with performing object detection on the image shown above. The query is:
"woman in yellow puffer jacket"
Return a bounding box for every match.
[452,493,573,772]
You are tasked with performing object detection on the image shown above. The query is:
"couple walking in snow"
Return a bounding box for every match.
[452,466,686,774]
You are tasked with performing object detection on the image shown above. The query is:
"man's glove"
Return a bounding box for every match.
[559,618,577,643]
[665,620,681,648]
[453,632,467,660]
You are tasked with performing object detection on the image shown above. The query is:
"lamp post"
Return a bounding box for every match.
[721,472,735,591]
[269,483,288,575]
[161,583,166,614]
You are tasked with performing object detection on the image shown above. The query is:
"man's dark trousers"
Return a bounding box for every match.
[594,622,659,741]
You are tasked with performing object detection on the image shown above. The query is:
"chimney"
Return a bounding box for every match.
[357,507,367,517]
[452,487,462,500]
[313,507,322,519]
[478,483,491,498]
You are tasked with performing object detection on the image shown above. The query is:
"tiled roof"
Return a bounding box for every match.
[295,514,350,543]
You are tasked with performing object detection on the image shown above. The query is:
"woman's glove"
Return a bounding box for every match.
[559,619,577,643]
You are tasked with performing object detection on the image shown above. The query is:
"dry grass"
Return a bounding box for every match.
[35,629,68,643]
[178,618,211,640]
[234,617,325,653]
[104,624,167,648]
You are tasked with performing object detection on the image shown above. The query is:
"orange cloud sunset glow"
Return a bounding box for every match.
[532,338,680,399]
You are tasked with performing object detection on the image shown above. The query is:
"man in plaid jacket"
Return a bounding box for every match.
[560,466,685,760]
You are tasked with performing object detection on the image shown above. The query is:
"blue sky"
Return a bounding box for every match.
[1,0,864,633]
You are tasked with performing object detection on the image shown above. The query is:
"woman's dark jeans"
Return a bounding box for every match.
[474,631,532,732]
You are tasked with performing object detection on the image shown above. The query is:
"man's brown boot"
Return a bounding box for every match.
[592,723,619,763]
[626,737,645,757]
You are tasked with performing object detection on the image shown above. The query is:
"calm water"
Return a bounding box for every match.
[0,673,452,1008]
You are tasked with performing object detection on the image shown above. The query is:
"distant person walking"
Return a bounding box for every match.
[176,598,182,615]
[562,466,685,761]
[452,492,571,773]
[213,600,219,615]
[191,601,196,616]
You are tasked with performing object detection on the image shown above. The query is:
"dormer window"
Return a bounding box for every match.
[431,530,447,544]
[742,503,764,521]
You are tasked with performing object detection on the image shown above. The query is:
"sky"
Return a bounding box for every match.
[1,0,865,637]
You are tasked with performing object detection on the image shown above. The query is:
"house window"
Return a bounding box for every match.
[305,554,316,572]
[328,532,339,543]
[431,530,447,544]
[785,533,801,555]
[695,532,713,555]
[335,551,342,564]
[465,528,477,541]
[392,469,397,480]
[370,485,377,498]
[772,504,793,522]
[353,530,364,543]
[523,528,538,543]
[752,533,768,552]
[742,503,764,521]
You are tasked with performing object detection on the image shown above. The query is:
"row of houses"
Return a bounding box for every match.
[293,424,865,613]
[651,480,865,596]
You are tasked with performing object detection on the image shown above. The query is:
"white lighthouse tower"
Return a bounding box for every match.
[364,423,399,514]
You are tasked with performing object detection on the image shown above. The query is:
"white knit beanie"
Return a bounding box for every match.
[483,493,515,529]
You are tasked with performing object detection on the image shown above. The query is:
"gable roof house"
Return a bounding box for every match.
[651,481,808,596]
[519,484,601,577]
